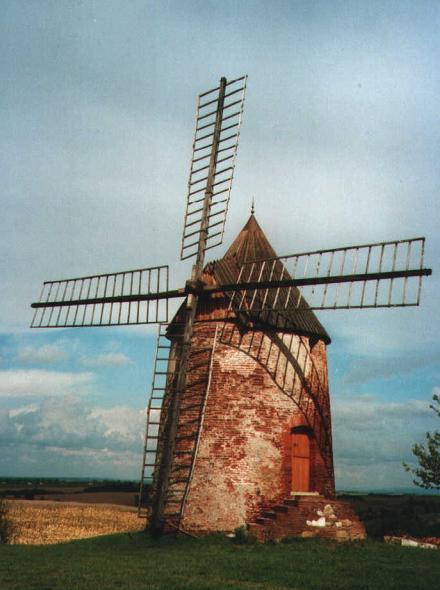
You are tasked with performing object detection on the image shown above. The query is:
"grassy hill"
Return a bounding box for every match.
[1,532,439,590]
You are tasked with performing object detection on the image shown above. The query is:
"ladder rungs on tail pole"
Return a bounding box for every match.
[159,326,219,529]
[138,323,173,518]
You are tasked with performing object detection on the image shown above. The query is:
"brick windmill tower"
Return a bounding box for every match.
[153,211,335,536]
[30,75,431,540]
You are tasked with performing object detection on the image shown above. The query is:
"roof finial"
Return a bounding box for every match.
[251,197,255,215]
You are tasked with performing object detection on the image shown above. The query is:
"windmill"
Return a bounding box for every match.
[31,76,432,538]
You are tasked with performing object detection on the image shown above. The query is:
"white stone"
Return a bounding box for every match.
[401,539,419,547]
[419,543,437,550]
[306,516,326,528]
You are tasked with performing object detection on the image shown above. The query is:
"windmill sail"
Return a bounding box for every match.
[224,237,431,319]
[31,265,170,327]
[181,76,247,260]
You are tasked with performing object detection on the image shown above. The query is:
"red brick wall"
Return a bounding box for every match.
[164,316,334,534]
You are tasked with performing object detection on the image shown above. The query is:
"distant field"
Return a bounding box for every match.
[1,532,439,590]
[0,477,140,507]
[28,491,138,506]
[5,500,144,544]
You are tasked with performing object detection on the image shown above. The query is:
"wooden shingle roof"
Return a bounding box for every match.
[207,214,331,344]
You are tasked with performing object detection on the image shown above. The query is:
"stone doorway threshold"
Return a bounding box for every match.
[290,491,320,496]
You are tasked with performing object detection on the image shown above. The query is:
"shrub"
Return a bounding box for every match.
[232,525,256,545]
[0,498,12,544]
[281,536,308,544]
[404,394,440,490]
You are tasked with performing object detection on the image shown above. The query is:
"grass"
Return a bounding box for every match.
[1,532,439,590]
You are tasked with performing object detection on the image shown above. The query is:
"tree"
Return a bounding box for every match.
[404,394,440,490]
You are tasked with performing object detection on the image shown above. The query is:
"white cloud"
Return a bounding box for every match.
[1,397,144,452]
[16,343,67,363]
[90,406,145,438]
[0,396,145,478]
[0,369,93,398]
[80,352,132,367]
[9,404,39,418]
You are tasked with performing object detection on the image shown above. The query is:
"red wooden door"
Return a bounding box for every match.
[291,432,310,492]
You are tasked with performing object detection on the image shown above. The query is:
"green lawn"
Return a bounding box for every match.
[1,533,438,590]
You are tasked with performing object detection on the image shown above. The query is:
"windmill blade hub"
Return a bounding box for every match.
[185,278,207,295]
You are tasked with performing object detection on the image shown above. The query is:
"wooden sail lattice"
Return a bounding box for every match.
[31,265,169,328]
[227,237,428,323]
[181,76,247,260]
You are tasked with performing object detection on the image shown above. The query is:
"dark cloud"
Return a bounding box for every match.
[343,352,440,385]
[332,394,438,489]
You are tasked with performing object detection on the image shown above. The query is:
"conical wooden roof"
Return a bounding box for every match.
[222,214,278,264]
[209,214,331,344]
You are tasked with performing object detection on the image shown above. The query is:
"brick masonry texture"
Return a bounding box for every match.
[162,306,335,534]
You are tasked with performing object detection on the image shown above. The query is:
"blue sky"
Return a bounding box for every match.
[1,0,439,490]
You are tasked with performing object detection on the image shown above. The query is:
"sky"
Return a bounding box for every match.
[1,0,439,491]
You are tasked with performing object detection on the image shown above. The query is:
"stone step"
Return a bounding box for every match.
[273,504,289,513]
[249,496,366,543]
[255,516,274,525]
[247,523,266,542]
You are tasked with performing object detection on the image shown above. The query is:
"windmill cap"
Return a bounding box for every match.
[209,213,331,344]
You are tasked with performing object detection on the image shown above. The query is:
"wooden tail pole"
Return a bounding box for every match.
[150,77,227,535]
